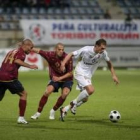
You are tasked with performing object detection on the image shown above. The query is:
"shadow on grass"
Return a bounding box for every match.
[14,119,82,130]
[15,124,82,131]
[74,117,140,129]
[1,117,140,130]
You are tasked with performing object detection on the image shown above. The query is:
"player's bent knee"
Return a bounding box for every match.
[88,89,94,95]
[44,92,51,97]
[62,92,69,99]
[85,86,94,95]
[19,91,27,99]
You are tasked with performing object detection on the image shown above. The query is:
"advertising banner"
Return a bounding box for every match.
[20,19,140,45]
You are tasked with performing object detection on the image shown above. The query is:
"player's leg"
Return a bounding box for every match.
[50,81,73,120]
[70,85,94,114]
[7,80,28,124]
[76,97,88,107]
[71,74,94,106]
[50,87,70,120]
[72,85,93,104]
[60,76,94,120]
[60,86,84,115]
[53,87,71,110]
[31,84,54,120]
[72,84,88,108]
[61,96,88,114]
[60,92,89,119]
[17,90,28,124]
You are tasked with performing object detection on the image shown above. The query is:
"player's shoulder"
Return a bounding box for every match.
[45,51,55,56]
[83,45,93,49]
[83,46,94,52]
[61,52,68,59]
[103,50,108,54]
[17,48,26,58]
[17,47,23,52]
[13,47,24,55]
[74,46,93,54]
[102,50,109,57]
[63,52,68,56]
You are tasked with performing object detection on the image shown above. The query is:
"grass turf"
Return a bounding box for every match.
[0,69,140,140]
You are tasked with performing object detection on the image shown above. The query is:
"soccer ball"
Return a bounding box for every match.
[109,110,121,123]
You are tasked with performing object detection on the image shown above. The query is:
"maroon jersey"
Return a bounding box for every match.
[0,47,26,81]
[39,50,73,81]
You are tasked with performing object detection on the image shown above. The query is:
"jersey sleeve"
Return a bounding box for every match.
[72,46,88,59]
[103,51,110,61]
[15,50,25,61]
[39,50,49,60]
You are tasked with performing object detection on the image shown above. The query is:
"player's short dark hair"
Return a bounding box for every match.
[17,39,33,47]
[22,39,33,45]
[55,43,64,48]
[95,39,107,46]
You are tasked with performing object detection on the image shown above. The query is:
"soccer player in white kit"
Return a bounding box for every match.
[60,39,119,121]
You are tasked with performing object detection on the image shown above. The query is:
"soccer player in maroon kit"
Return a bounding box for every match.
[0,39,38,124]
[31,43,73,120]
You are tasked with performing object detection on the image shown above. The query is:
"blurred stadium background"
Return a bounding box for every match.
[0,0,140,69]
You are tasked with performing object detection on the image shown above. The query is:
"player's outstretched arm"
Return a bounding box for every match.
[106,61,119,85]
[31,48,40,54]
[15,59,38,69]
[61,52,73,72]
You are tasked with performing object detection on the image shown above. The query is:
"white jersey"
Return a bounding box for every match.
[73,46,110,78]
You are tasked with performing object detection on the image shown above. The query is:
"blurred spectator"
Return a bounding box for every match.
[125,13,132,23]
[50,0,70,8]
[104,9,112,19]
[27,0,37,7]
[0,0,70,8]
[45,0,51,6]
[37,0,46,8]
[0,16,4,21]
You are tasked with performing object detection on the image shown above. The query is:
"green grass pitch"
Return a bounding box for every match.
[0,69,140,140]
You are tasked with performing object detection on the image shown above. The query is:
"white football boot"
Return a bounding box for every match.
[31,112,41,120]
[59,107,67,122]
[49,109,55,120]
[17,117,28,124]
[70,101,77,115]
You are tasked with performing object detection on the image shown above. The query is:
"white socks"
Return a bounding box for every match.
[74,89,89,104]
[76,101,84,107]
[63,105,71,112]
[63,90,89,113]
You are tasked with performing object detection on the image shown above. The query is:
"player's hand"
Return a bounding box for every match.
[31,48,40,53]
[29,64,38,69]
[52,76,61,82]
[112,75,119,85]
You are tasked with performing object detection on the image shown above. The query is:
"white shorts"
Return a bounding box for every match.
[74,74,92,90]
